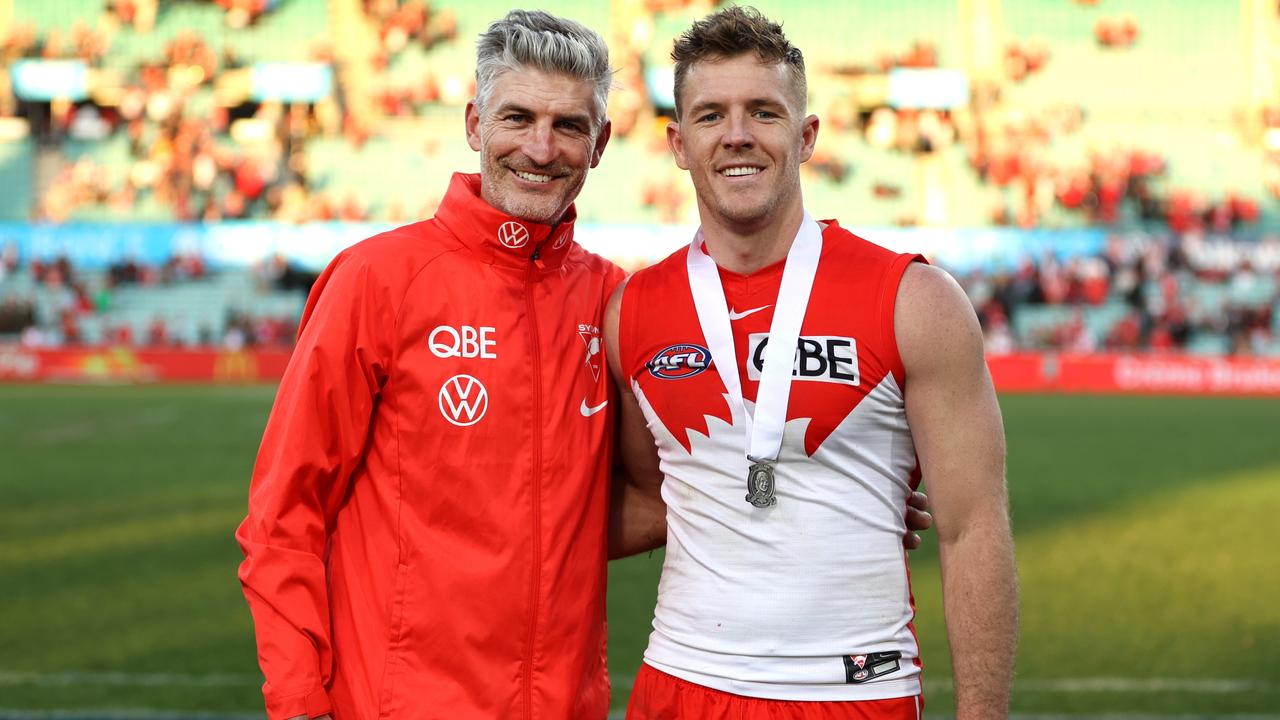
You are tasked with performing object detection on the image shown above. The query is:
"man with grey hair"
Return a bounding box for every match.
[237,10,630,720]
[237,9,932,719]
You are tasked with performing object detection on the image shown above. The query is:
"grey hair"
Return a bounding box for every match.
[474,10,612,129]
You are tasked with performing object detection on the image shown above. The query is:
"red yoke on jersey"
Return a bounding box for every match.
[620,220,924,460]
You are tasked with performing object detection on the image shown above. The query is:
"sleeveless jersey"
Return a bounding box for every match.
[618,219,925,701]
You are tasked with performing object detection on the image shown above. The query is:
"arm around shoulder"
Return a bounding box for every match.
[896,263,1018,720]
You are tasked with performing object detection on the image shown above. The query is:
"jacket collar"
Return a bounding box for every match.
[434,173,575,269]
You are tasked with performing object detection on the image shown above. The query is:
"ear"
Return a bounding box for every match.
[590,119,612,168]
[798,114,819,164]
[465,100,482,152]
[666,120,690,170]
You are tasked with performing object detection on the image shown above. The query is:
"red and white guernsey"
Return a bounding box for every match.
[618,219,926,701]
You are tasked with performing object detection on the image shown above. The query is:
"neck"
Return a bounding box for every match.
[699,201,806,275]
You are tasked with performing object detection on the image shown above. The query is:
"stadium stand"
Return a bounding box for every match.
[0,0,1277,357]
[0,252,305,348]
[0,134,33,219]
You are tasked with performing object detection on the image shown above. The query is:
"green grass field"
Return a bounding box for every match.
[1,385,1278,717]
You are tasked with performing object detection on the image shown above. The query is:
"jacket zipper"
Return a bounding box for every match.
[523,257,543,720]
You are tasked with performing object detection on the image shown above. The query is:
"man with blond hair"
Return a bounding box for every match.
[607,7,1017,719]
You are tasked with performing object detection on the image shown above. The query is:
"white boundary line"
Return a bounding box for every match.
[2,670,1278,695]
[926,677,1277,694]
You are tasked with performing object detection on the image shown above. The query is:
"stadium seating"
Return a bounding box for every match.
[0,267,304,347]
[0,0,1272,229]
[0,138,34,220]
[0,1,1276,356]
[14,0,328,67]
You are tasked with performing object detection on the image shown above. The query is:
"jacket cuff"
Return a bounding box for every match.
[266,685,332,720]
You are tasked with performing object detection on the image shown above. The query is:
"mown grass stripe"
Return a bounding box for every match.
[0,712,262,720]
[0,671,259,688]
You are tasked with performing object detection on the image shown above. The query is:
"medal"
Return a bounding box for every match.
[746,459,777,508]
[686,212,823,509]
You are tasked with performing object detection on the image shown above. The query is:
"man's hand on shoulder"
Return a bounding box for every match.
[903,489,933,550]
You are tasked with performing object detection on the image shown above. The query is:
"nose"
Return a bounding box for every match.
[522,121,557,167]
[722,111,755,150]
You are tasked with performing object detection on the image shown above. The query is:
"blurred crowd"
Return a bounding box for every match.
[106,0,279,31]
[0,0,1277,358]
[0,2,377,224]
[964,233,1279,357]
[0,249,301,350]
[0,0,1270,233]
[364,0,461,116]
[2,232,1276,356]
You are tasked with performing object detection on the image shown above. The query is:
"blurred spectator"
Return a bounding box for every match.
[216,0,279,29]
[1095,15,1139,49]
[0,296,35,334]
[147,315,169,346]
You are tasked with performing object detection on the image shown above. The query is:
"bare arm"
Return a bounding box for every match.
[604,278,667,559]
[897,263,1018,719]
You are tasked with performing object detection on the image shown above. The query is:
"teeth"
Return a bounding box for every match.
[721,167,761,177]
[515,170,553,183]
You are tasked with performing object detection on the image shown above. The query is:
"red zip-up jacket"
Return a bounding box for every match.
[237,173,624,720]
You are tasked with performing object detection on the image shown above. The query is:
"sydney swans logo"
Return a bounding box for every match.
[439,374,489,426]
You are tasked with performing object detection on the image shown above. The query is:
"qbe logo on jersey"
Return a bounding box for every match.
[439,374,489,426]
[746,334,859,386]
[647,343,711,380]
[429,325,497,359]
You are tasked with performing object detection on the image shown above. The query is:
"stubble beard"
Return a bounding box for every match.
[481,153,583,226]
[733,165,803,232]
[701,175,782,232]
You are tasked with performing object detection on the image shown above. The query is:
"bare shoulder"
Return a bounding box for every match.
[604,273,634,345]
[604,273,633,324]
[894,262,984,377]
[896,262,974,326]
[604,274,634,378]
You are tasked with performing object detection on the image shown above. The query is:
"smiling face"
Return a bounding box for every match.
[466,66,611,225]
[667,53,818,235]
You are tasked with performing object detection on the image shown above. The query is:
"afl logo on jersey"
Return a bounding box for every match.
[647,343,711,380]
[497,221,530,249]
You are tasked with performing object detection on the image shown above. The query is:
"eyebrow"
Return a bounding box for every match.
[493,102,594,128]
[688,98,789,116]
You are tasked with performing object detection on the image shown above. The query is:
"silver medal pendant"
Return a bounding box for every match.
[745,460,778,508]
